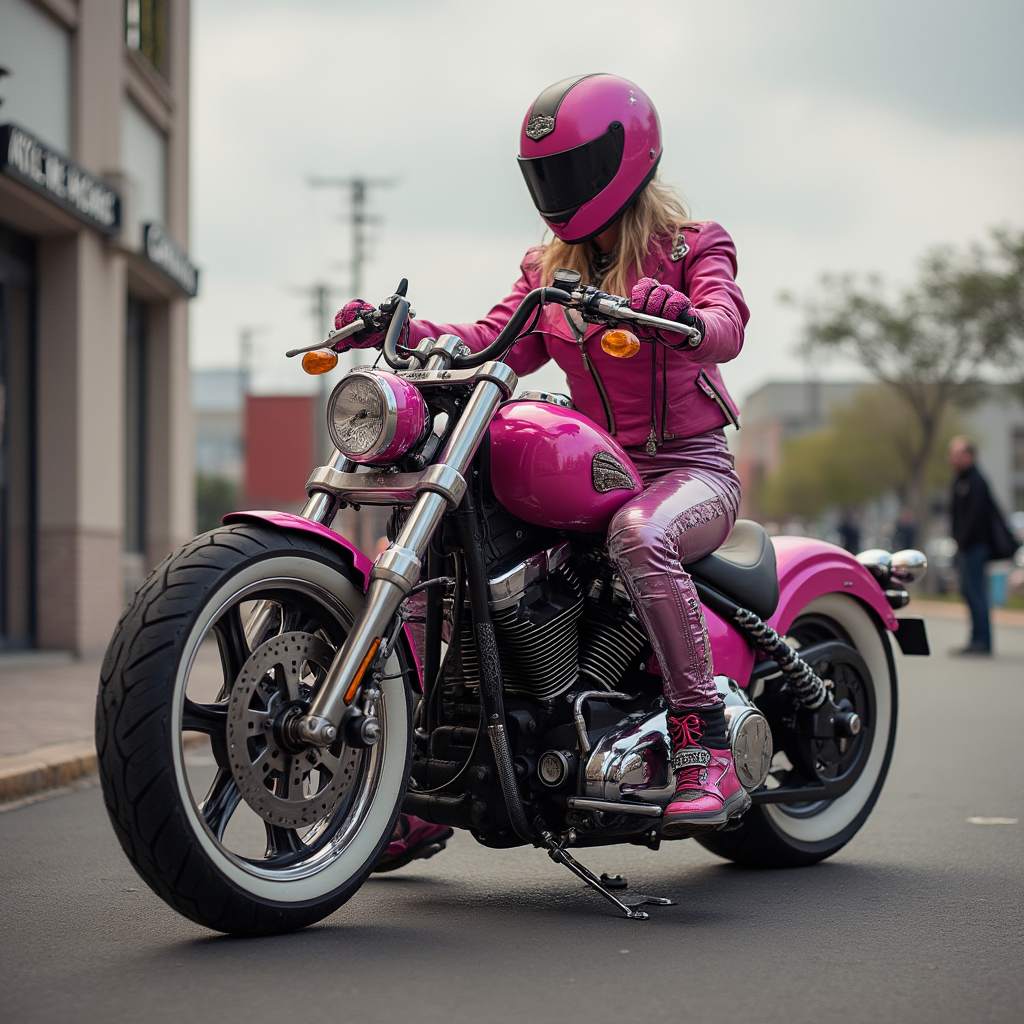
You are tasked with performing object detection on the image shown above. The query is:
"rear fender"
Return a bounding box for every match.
[769,536,898,636]
[221,510,422,690]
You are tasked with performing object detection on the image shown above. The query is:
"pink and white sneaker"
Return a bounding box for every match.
[661,713,750,837]
[373,814,453,873]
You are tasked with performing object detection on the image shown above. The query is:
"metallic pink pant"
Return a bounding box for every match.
[607,430,741,709]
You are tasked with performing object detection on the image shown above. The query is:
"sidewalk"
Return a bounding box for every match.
[0,653,102,803]
[0,645,222,805]
[2,598,1021,805]
[911,599,1024,629]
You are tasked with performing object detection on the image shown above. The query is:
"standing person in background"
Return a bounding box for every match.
[836,510,861,554]
[891,506,918,552]
[947,436,992,655]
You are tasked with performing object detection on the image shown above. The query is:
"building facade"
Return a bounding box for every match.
[0,0,196,653]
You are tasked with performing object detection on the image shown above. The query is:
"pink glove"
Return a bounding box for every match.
[331,299,383,351]
[630,277,704,345]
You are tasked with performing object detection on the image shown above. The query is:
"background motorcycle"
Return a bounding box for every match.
[96,274,929,934]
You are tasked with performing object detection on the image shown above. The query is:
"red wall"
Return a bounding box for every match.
[244,395,316,509]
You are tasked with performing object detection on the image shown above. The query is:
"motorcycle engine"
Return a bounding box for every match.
[580,676,773,807]
[456,542,583,701]
[454,547,652,701]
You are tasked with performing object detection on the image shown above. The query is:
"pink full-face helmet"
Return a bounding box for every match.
[517,74,662,244]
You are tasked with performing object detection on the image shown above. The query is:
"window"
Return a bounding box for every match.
[121,99,167,244]
[0,0,72,151]
[126,0,168,79]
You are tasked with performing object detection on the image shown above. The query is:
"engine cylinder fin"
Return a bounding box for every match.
[578,604,649,691]
[456,563,583,701]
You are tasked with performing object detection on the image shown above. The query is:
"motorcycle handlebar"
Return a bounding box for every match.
[375,281,702,370]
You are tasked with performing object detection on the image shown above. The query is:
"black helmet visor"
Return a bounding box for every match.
[518,122,625,222]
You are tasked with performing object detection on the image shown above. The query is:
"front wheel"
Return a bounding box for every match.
[697,593,897,868]
[95,525,414,935]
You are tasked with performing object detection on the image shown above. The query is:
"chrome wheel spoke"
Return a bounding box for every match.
[182,698,228,736]
[213,604,251,690]
[264,823,304,859]
[201,768,242,841]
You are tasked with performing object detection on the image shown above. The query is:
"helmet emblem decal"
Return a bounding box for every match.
[525,114,556,140]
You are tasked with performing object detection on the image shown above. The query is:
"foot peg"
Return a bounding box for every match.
[540,831,674,920]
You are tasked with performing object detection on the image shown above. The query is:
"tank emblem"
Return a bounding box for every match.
[592,452,637,493]
[526,115,556,140]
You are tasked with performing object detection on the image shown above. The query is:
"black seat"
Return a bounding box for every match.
[685,520,779,620]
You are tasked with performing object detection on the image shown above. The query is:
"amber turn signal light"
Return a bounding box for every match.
[301,349,339,374]
[344,637,382,704]
[600,329,641,358]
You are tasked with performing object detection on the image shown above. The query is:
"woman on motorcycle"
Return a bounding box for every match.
[334,74,750,859]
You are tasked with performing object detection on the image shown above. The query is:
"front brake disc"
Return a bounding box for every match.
[226,632,360,829]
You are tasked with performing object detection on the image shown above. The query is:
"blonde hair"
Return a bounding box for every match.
[537,176,691,298]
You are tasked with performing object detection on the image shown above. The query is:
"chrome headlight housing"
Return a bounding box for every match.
[327,370,429,464]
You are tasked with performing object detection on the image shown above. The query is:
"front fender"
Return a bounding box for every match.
[223,510,373,587]
[769,536,898,636]
[221,510,423,690]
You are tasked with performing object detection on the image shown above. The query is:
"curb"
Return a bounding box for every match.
[0,734,208,805]
[0,740,97,803]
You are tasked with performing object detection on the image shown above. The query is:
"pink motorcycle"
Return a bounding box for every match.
[95,274,929,934]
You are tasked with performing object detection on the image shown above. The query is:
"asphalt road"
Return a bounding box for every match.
[2,614,1021,1024]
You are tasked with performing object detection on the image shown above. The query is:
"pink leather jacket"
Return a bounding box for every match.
[408,221,748,449]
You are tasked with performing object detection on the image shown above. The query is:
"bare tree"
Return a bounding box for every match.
[790,229,1024,529]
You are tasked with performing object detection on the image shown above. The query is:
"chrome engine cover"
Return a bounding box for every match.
[581,676,772,806]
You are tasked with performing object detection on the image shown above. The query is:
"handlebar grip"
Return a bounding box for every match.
[587,290,702,345]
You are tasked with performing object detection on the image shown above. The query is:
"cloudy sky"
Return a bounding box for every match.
[189,0,1024,403]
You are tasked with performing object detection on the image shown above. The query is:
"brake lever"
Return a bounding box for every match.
[286,318,366,358]
[570,287,702,346]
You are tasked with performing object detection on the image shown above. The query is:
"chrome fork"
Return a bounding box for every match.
[292,371,513,747]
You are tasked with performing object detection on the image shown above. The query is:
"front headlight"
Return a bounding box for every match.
[327,370,429,464]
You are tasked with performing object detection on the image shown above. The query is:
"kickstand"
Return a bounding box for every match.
[540,831,675,920]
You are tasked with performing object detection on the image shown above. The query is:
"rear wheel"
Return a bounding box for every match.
[96,525,414,935]
[696,593,897,868]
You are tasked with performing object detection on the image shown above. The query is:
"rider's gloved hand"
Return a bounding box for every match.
[331,300,383,351]
[630,278,705,346]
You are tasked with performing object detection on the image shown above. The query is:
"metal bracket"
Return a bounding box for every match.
[539,830,674,920]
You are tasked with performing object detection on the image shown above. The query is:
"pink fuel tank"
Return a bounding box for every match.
[488,400,642,531]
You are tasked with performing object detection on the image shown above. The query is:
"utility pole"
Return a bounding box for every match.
[307,176,397,553]
[308,176,397,304]
[238,324,265,395]
[289,281,341,465]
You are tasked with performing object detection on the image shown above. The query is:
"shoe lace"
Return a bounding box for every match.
[669,713,703,748]
[675,765,704,790]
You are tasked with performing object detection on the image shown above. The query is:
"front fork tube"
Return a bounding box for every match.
[293,378,509,747]
[240,451,353,658]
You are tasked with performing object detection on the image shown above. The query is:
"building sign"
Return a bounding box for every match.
[0,123,121,235]
[143,222,199,298]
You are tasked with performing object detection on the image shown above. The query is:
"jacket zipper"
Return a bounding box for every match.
[564,309,616,436]
[697,369,740,428]
[577,338,617,435]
